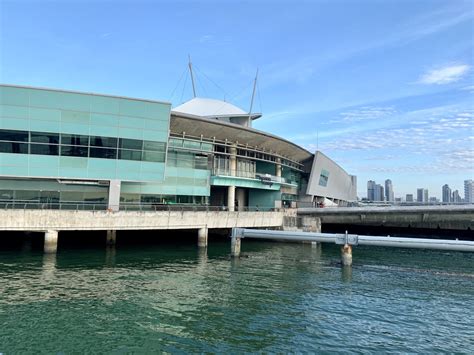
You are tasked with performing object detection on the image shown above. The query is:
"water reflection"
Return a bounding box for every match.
[341,265,352,282]
[105,245,116,267]
[41,253,57,279]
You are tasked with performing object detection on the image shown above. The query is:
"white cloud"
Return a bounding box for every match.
[333,106,396,123]
[418,64,470,85]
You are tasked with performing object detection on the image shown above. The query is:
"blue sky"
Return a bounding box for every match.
[1,0,473,199]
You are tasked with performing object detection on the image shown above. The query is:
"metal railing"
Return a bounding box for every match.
[0,199,285,212]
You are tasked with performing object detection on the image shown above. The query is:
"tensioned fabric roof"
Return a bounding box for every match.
[170,112,313,163]
[173,97,261,120]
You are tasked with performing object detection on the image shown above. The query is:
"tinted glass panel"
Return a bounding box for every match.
[143,141,165,152]
[119,138,142,150]
[61,145,88,157]
[61,134,89,146]
[31,132,59,144]
[142,151,165,162]
[0,141,28,154]
[90,147,117,159]
[30,144,59,155]
[0,129,29,142]
[90,136,117,148]
[118,149,142,161]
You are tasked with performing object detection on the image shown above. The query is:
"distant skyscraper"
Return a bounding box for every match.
[406,194,413,202]
[417,188,428,203]
[367,180,376,201]
[442,184,452,203]
[465,180,474,204]
[385,179,394,202]
[452,190,461,203]
[374,184,384,201]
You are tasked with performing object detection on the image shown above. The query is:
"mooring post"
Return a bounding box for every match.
[231,228,243,257]
[341,230,353,266]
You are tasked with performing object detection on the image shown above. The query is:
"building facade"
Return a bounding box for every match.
[0,85,356,210]
[442,184,452,203]
[385,179,394,202]
[465,180,473,204]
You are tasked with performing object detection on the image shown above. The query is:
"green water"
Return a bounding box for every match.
[1,240,473,353]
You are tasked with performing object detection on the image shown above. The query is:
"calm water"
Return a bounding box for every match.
[1,239,473,353]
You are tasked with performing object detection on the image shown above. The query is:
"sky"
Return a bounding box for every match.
[1,0,473,199]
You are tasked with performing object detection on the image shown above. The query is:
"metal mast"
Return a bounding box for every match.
[248,68,258,116]
[188,55,197,98]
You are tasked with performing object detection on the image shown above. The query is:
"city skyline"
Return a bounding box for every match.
[1,1,473,197]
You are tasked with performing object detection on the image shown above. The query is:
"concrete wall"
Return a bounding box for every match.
[298,205,474,230]
[0,209,286,231]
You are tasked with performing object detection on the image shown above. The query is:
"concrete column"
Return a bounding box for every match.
[44,230,58,253]
[198,227,208,247]
[106,230,116,246]
[275,157,282,177]
[341,244,352,266]
[231,237,241,257]
[227,185,236,212]
[108,179,121,212]
[229,145,237,177]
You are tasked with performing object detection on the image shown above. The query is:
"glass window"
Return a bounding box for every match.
[30,143,59,156]
[61,145,88,157]
[183,140,201,150]
[61,134,89,146]
[201,142,213,151]
[143,141,165,152]
[31,132,59,144]
[118,149,142,161]
[90,147,117,159]
[0,129,29,142]
[319,169,330,187]
[90,136,117,148]
[119,138,142,150]
[195,155,208,170]
[142,151,165,162]
[0,141,28,154]
[169,138,183,147]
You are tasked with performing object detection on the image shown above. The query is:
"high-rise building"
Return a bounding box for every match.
[374,184,384,201]
[406,194,413,202]
[385,179,394,202]
[367,180,376,201]
[417,188,428,203]
[452,190,461,203]
[442,184,452,203]
[465,180,474,204]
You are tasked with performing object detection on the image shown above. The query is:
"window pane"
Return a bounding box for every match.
[118,149,142,161]
[195,156,208,170]
[31,132,59,144]
[119,138,142,150]
[89,147,117,159]
[30,143,59,156]
[0,141,28,154]
[61,134,89,146]
[183,140,201,150]
[61,145,88,157]
[90,136,117,148]
[142,150,165,162]
[0,129,29,142]
[143,141,165,152]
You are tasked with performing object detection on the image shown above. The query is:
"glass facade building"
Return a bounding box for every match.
[1,85,312,210]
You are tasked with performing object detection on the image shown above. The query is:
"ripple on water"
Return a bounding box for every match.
[0,243,473,353]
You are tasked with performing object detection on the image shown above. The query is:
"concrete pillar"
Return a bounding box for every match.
[108,179,121,212]
[341,244,352,266]
[231,237,241,257]
[227,185,236,212]
[106,230,116,246]
[44,230,58,253]
[198,227,208,247]
[229,145,237,177]
[275,157,282,177]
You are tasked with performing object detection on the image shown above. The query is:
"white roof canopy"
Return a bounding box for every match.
[172,98,261,120]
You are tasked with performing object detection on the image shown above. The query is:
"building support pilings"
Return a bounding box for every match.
[106,230,116,246]
[198,227,208,247]
[44,230,58,253]
[227,185,236,212]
